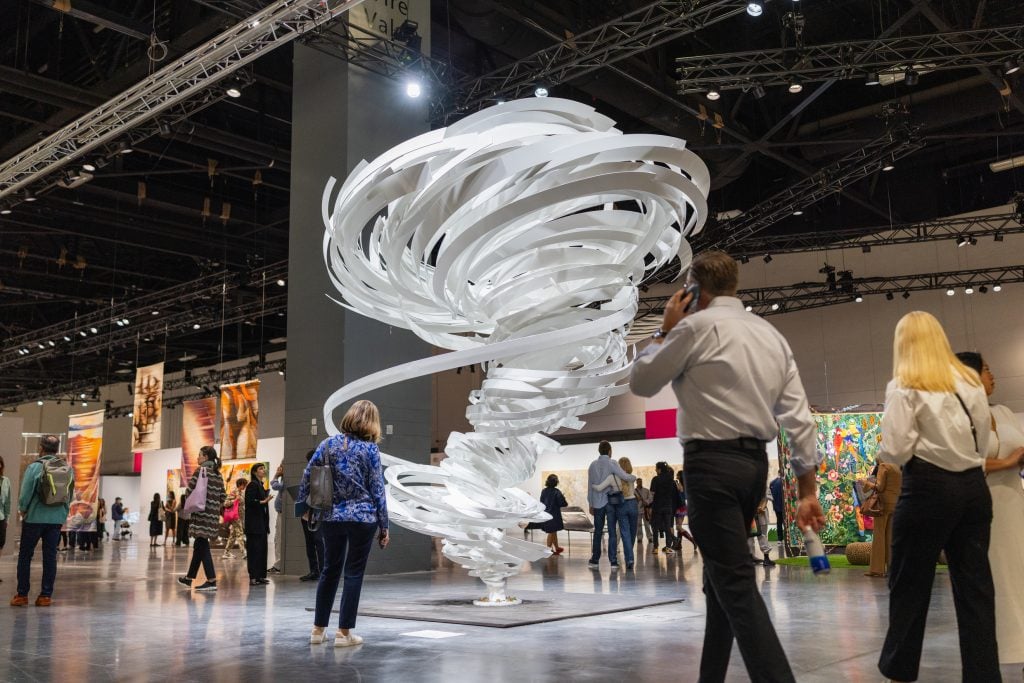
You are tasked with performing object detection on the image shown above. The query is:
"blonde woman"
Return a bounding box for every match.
[956,351,1024,668]
[592,456,638,569]
[877,312,998,683]
[298,400,389,647]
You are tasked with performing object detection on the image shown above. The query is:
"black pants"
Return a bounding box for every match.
[652,510,675,549]
[302,519,325,575]
[685,447,794,683]
[246,533,268,580]
[878,458,999,682]
[187,537,216,581]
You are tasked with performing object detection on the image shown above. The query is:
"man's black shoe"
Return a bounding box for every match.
[299,573,319,582]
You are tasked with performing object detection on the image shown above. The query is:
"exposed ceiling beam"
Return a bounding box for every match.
[30,0,151,41]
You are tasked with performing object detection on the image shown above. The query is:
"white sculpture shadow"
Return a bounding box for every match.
[321,98,709,604]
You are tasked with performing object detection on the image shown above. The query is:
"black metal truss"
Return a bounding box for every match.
[636,264,1024,320]
[0,261,288,372]
[1,358,287,416]
[440,0,748,122]
[675,25,1024,94]
[701,125,925,252]
[733,210,1024,257]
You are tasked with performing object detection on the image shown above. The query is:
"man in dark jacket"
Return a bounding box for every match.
[769,476,786,557]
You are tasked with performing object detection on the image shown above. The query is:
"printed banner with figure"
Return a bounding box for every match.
[131,362,164,451]
[220,380,259,460]
[181,397,217,487]
[66,410,104,533]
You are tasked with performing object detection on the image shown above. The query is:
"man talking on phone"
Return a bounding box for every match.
[629,250,824,683]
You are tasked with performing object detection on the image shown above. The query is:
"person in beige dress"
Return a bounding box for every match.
[957,351,1024,666]
[865,462,901,577]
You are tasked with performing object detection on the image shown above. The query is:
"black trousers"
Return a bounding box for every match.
[302,519,325,575]
[246,533,268,580]
[187,537,216,581]
[685,447,794,683]
[878,458,999,682]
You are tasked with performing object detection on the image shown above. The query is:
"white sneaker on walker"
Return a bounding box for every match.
[334,632,364,647]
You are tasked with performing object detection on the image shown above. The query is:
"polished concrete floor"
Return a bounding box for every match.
[0,535,1020,682]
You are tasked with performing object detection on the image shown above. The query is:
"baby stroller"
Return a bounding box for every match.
[118,512,138,540]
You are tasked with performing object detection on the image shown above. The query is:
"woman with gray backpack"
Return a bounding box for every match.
[297,400,389,647]
[177,446,226,592]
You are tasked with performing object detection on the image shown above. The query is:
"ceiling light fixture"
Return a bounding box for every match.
[885,292,894,301]
[902,291,910,299]
[993,232,1004,242]
[946,288,955,296]
[24,191,37,202]
[0,207,11,215]
[193,323,201,330]
[1003,59,1021,76]
[405,80,422,98]
[965,286,974,294]
[79,330,87,337]
[979,285,988,293]
[62,335,71,342]
[752,84,766,100]
[276,278,286,287]
[746,2,763,16]
[957,234,970,247]
[904,67,919,86]
[706,88,721,101]
[82,162,96,172]
[993,283,1002,292]
[861,245,871,253]
[37,400,44,406]
[89,326,98,334]
[745,305,753,312]
[534,86,549,98]
[770,303,780,311]
[788,80,803,94]
[792,209,803,216]
[763,254,773,263]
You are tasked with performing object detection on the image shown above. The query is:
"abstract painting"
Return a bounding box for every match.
[131,362,164,451]
[220,380,259,460]
[66,410,103,533]
[181,398,216,486]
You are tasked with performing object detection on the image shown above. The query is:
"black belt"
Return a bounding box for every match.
[684,438,767,455]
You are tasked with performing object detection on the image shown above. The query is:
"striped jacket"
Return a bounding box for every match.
[186,461,226,540]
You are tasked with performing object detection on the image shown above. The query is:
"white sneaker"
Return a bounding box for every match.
[310,628,327,644]
[334,633,364,647]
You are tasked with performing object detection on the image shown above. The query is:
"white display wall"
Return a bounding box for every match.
[136,437,284,557]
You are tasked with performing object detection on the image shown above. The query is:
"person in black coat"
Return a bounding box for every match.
[539,474,568,555]
[244,463,274,586]
[650,462,678,554]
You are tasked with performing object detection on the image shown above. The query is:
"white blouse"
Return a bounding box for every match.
[989,404,1024,459]
[878,375,991,472]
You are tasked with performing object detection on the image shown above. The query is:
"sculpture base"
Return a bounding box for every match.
[473,595,522,607]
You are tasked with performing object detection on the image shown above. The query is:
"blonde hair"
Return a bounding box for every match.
[340,399,382,443]
[618,456,635,498]
[892,311,980,392]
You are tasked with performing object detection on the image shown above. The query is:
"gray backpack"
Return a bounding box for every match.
[36,457,73,506]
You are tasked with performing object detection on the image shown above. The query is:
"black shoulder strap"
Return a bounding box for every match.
[954,393,978,453]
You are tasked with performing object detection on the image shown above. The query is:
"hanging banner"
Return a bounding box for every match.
[220,380,260,460]
[131,361,164,451]
[66,410,104,533]
[181,397,217,486]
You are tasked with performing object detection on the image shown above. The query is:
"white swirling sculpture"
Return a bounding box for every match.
[321,98,709,604]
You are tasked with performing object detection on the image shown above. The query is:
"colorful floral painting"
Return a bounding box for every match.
[779,412,882,547]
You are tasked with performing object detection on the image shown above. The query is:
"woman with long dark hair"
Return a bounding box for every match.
[148,493,163,547]
[877,312,998,682]
[177,446,225,592]
[244,464,272,586]
[539,474,567,555]
[162,492,177,546]
[299,399,389,647]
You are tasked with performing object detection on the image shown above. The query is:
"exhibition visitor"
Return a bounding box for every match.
[0,456,9,579]
[863,461,900,578]
[298,399,389,647]
[649,462,677,554]
[269,463,285,573]
[244,464,272,586]
[634,478,654,545]
[11,435,74,607]
[162,492,177,546]
[956,351,1024,667]
[768,475,785,556]
[747,497,775,567]
[539,474,567,555]
[177,445,226,592]
[222,478,247,559]
[175,493,189,546]
[592,456,639,568]
[585,441,635,569]
[96,498,107,543]
[147,493,163,547]
[875,312,998,682]
[110,497,126,540]
[629,250,823,683]
[673,469,698,553]
[299,449,325,582]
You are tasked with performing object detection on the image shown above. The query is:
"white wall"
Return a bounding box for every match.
[99,476,141,526]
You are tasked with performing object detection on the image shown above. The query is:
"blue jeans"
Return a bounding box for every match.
[314,521,377,629]
[589,503,622,564]
[17,522,61,598]
[619,498,638,565]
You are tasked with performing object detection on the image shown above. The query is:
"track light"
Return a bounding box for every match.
[763,254,773,263]
[946,288,955,296]
[792,209,803,216]
[770,303,780,311]
[534,85,549,98]
[47,340,55,347]
[82,162,96,172]
[63,335,71,342]
[752,84,766,100]
[1003,59,1020,76]
[994,232,1004,242]
[276,278,286,287]
[706,88,721,101]
[904,68,919,87]
[79,330,87,337]
[225,77,245,98]
[193,323,201,330]
[993,284,1002,292]
[24,190,37,202]
[965,286,974,294]
[89,326,98,334]
[865,72,881,86]
[854,294,864,303]
[405,80,422,98]
[902,291,910,300]
[37,400,44,406]
[116,141,133,155]
[0,207,10,215]
[788,80,803,94]
[957,235,970,247]
[739,255,750,264]
[745,305,753,312]
[115,320,125,327]
[861,245,871,253]
[746,2,763,16]
[979,285,988,294]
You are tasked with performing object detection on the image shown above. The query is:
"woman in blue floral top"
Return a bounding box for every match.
[299,399,389,647]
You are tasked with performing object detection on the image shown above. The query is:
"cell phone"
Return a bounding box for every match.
[683,283,701,313]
